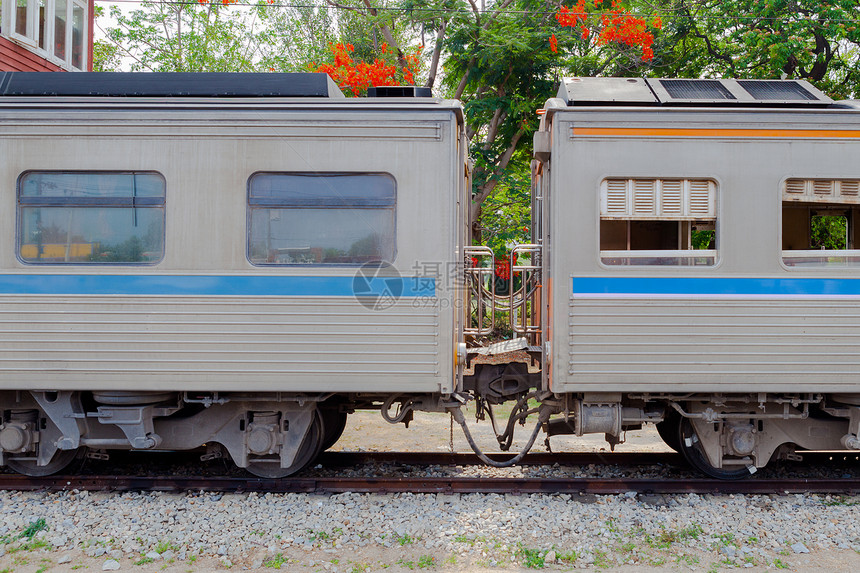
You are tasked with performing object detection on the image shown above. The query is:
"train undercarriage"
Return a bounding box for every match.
[2,384,860,479]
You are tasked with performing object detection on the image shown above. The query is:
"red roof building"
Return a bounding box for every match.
[1,0,93,71]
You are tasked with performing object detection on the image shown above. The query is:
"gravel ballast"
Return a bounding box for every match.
[2,411,860,572]
[2,487,860,572]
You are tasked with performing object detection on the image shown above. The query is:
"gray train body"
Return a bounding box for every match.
[530,77,860,477]
[0,73,468,477]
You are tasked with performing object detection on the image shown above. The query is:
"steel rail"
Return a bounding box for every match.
[1,474,859,495]
[314,451,860,467]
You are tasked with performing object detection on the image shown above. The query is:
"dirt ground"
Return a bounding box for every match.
[330,409,674,455]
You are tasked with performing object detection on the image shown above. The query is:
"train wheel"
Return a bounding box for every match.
[320,408,348,451]
[655,409,681,453]
[245,410,324,479]
[5,447,83,477]
[677,418,751,480]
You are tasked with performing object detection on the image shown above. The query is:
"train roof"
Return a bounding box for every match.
[554,77,858,109]
[0,72,462,120]
[0,72,345,98]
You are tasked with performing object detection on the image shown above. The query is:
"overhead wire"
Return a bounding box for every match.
[94,0,860,24]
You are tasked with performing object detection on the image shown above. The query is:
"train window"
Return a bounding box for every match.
[17,172,166,264]
[599,178,717,266]
[782,179,860,267]
[247,173,396,265]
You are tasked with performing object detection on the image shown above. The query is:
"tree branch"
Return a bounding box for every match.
[424,19,446,89]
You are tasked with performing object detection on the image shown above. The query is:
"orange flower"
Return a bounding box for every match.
[549,34,558,52]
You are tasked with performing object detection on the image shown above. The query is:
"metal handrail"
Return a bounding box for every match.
[464,246,495,335]
[510,244,542,344]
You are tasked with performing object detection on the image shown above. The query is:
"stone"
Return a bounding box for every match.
[145,551,161,560]
[58,554,72,564]
[545,550,557,563]
[102,559,121,571]
[791,543,810,554]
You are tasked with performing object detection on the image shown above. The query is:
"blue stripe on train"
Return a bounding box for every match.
[0,275,435,297]
[572,277,860,296]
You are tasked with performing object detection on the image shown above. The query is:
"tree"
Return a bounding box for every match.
[649,0,860,99]
[100,0,274,71]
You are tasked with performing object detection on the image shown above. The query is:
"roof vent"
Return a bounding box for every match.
[659,79,736,100]
[367,86,432,98]
[738,80,817,101]
[647,78,831,106]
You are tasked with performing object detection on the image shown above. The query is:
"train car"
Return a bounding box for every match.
[525,77,860,477]
[0,72,469,477]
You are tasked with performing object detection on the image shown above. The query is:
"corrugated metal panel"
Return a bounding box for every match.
[568,297,860,376]
[0,296,440,378]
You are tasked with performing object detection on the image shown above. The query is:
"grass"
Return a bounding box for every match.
[262,553,289,569]
[20,519,49,540]
[824,495,860,507]
[9,539,51,553]
[593,549,611,569]
[516,545,545,569]
[394,533,415,546]
[134,557,154,566]
[154,541,179,554]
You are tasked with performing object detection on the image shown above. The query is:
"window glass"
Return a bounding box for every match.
[15,0,27,36]
[248,173,396,265]
[53,0,65,59]
[599,178,717,266]
[782,179,860,267]
[71,2,82,68]
[37,0,45,48]
[18,172,165,264]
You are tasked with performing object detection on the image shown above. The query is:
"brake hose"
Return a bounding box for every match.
[449,405,546,468]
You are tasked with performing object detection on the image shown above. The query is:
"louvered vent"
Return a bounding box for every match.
[601,178,715,219]
[688,181,714,217]
[839,181,860,198]
[785,179,807,194]
[604,179,628,215]
[660,180,683,216]
[633,180,657,216]
[783,179,860,204]
[813,180,835,197]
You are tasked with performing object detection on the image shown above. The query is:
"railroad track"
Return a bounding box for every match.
[1,451,857,494]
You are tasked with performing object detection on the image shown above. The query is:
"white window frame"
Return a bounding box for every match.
[781,178,860,268]
[1,0,87,71]
[599,178,718,267]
